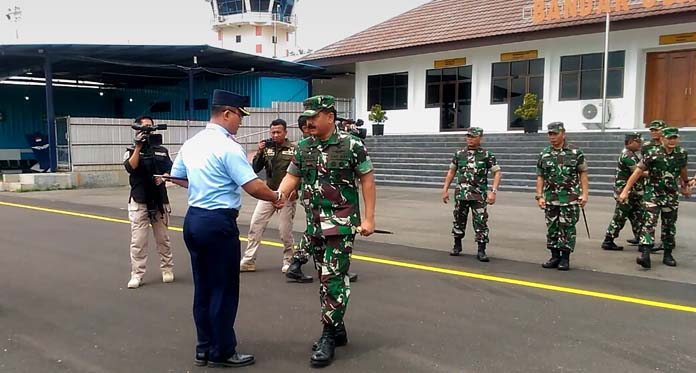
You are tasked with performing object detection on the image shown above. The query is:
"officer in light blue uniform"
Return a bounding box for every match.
[170,89,283,368]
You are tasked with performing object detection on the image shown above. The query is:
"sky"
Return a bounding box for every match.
[0,0,431,51]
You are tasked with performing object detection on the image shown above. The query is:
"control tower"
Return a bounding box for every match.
[206,0,298,59]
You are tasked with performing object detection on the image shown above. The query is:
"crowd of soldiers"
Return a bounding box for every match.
[441,120,693,271]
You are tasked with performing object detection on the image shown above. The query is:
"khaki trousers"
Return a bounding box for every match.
[241,199,296,267]
[128,200,173,279]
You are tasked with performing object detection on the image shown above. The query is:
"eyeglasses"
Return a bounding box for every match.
[225,109,242,118]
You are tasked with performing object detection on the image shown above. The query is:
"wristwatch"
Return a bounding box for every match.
[275,191,283,201]
[490,188,498,194]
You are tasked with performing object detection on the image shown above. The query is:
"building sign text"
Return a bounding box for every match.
[532,0,693,24]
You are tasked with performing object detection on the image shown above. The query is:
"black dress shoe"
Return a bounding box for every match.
[194,352,208,367]
[208,353,255,368]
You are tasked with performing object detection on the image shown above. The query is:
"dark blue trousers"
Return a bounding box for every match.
[183,206,240,362]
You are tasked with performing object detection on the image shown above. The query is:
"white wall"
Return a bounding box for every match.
[219,24,293,58]
[355,22,696,135]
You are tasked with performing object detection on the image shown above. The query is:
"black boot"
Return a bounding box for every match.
[626,237,640,245]
[286,258,313,283]
[557,251,570,271]
[636,245,651,269]
[348,272,358,282]
[310,324,336,368]
[542,249,561,269]
[450,238,462,256]
[601,236,623,251]
[476,242,489,262]
[663,250,677,267]
[313,322,347,351]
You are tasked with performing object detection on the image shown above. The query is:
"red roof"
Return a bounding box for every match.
[302,0,696,64]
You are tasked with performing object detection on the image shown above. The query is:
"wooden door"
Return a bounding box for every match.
[665,52,691,125]
[644,50,696,127]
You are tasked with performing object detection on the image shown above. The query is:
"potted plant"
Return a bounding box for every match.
[369,104,388,136]
[514,93,540,133]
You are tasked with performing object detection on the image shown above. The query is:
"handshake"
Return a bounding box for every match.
[272,190,297,209]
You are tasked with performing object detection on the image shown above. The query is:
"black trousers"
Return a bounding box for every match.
[183,206,240,362]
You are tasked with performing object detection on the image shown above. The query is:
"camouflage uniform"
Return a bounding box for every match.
[286,98,373,328]
[605,133,643,241]
[637,128,688,253]
[450,128,501,243]
[536,124,588,253]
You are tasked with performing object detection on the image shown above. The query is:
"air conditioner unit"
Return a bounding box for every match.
[581,101,613,129]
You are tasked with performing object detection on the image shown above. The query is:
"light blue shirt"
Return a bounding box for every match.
[171,123,258,210]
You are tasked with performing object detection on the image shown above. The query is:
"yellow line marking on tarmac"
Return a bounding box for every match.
[2,200,696,314]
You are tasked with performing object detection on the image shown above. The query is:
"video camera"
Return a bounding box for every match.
[337,117,367,139]
[263,138,276,148]
[131,123,167,147]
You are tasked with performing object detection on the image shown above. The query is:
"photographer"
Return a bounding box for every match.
[123,116,174,289]
[240,119,312,281]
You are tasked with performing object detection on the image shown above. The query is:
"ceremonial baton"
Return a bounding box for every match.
[154,174,188,182]
[356,227,393,235]
[581,207,591,239]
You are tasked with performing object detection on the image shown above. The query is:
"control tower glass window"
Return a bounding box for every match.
[250,0,271,12]
[271,1,294,16]
[218,0,244,15]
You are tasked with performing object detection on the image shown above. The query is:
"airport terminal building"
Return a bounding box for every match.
[305,0,696,135]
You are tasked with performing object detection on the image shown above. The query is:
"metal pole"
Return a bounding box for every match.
[601,12,610,133]
[188,69,194,138]
[44,55,57,172]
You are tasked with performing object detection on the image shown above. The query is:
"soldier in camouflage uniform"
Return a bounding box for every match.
[627,119,667,248]
[287,116,359,283]
[441,127,502,262]
[619,127,691,269]
[536,122,589,271]
[601,133,644,251]
[278,95,376,368]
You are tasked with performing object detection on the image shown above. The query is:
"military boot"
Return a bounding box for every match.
[542,249,561,269]
[310,324,336,368]
[601,236,623,251]
[348,272,358,282]
[476,242,489,262]
[662,250,677,267]
[285,258,313,283]
[557,251,570,271]
[626,237,640,245]
[449,238,463,256]
[636,245,651,269]
[313,322,347,351]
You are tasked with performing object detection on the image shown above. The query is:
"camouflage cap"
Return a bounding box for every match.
[624,132,642,142]
[466,127,484,137]
[662,127,680,138]
[649,119,667,130]
[302,95,336,117]
[547,121,565,133]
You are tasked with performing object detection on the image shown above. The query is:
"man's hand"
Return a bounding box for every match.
[689,178,696,188]
[442,189,449,204]
[537,197,546,210]
[681,186,692,198]
[272,192,286,209]
[134,132,145,148]
[288,190,298,202]
[579,194,588,208]
[618,190,628,204]
[486,193,496,205]
[257,140,266,151]
[357,219,375,237]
